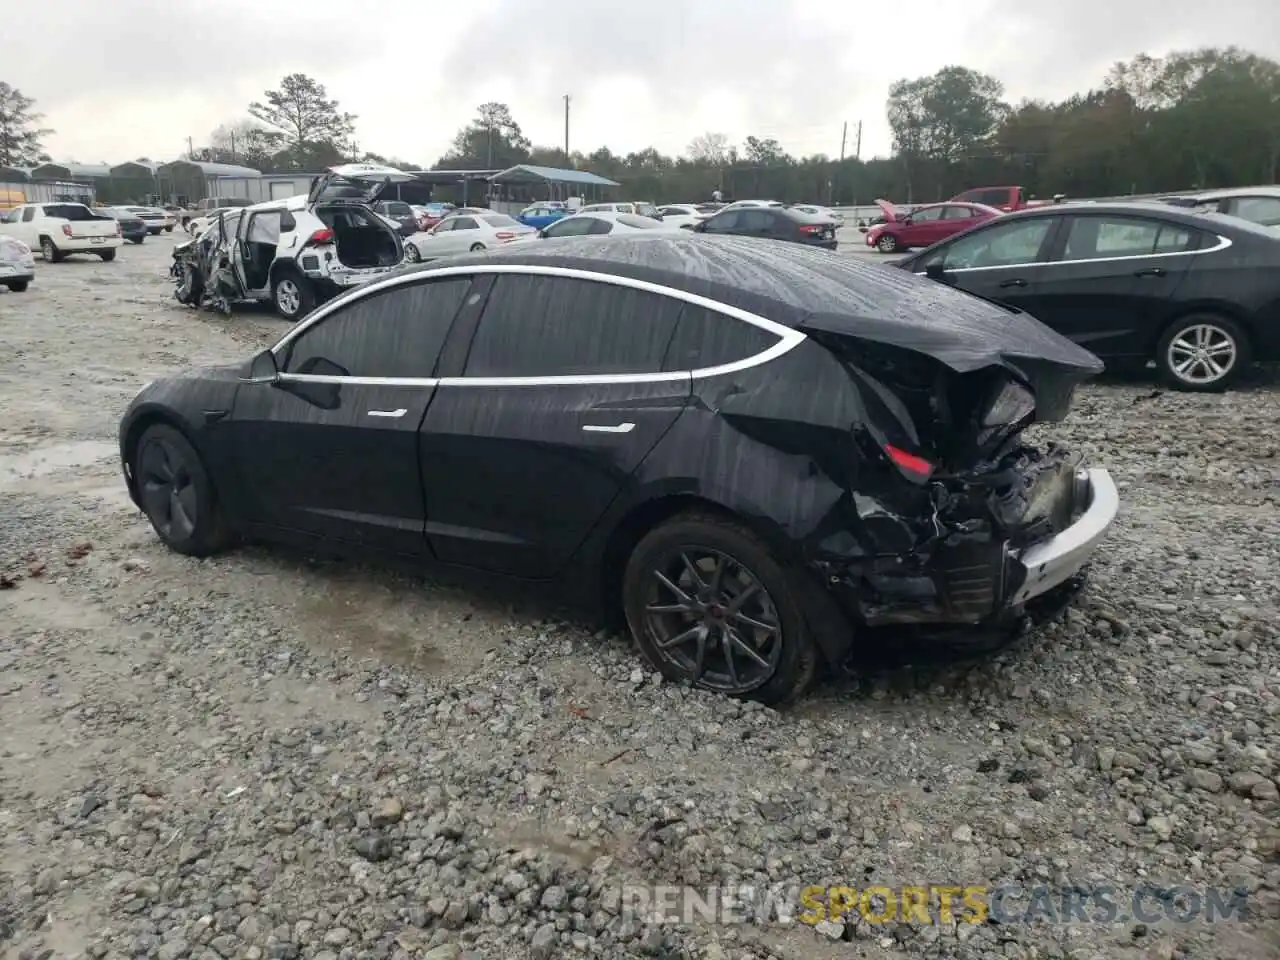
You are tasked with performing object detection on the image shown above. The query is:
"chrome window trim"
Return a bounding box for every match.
[935,232,1232,274]
[268,262,806,387]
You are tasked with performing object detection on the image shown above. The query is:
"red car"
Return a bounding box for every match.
[865,200,1003,254]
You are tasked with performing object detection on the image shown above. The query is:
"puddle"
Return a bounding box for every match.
[297,582,450,672]
[0,440,117,489]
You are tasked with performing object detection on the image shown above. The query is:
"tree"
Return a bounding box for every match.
[436,102,531,169]
[743,136,790,165]
[0,82,53,167]
[686,132,730,165]
[208,120,286,170]
[248,74,356,166]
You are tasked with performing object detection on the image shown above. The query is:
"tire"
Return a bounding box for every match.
[876,233,899,254]
[622,512,817,706]
[132,423,231,557]
[4,280,29,292]
[1155,314,1251,392]
[98,248,117,262]
[165,225,174,233]
[130,237,146,244]
[272,270,314,321]
[404,243,422,263]
[469,242,485,252]
[40,236,64,263]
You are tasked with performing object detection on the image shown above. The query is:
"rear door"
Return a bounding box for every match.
[418,272,689,577]
[940,203,982,239]
[227,275,475,553]
[1027,214,1198,358]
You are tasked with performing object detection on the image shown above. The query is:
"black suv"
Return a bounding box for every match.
[119,234,1118,704]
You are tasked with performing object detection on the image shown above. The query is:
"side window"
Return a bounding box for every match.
[943,205,975,220]
[433,220,455,233]
[1063,217,1194,260]
[587,218,613,234]
[978,189,1011,207]
[703,211,739,232]
[661,304,780,372]
[910,207,945,222]
[937,219,1053,270]
[1228,196,1280,227]
[280,278,471,378]
[1,207,20,223]
[737,210,773,231]
[462,275,683,377]
[247,212,282,245]
[452,217,478,231]
[545,217,595,237]
[23,207,36,222]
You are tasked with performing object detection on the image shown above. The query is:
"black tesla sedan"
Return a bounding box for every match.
[894,202,1280,391]
[118,235,1119,704]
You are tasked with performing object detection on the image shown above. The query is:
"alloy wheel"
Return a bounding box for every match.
[1166,323,1237,386]
[404,244,421,263]
[275,279,301,316]
[877,235,897,253]
[641,547,783,695]
[138,437,199,542]
[41,238,55,260]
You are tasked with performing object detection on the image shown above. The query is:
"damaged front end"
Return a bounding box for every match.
[805,336,1118,631]
[171,225,238,313]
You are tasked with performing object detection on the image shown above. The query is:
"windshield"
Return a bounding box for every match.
[482,215,519,228]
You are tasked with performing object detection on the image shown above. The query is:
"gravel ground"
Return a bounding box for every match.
[1,235,1278,960]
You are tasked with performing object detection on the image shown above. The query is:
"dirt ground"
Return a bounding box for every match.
[1,234,1278,960]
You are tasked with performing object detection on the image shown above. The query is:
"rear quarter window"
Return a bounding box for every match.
[662,305,780,372]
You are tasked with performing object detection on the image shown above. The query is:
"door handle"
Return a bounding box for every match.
[1134,268,1167,277]
[998,278,1028,288]
[367,408,407,418]
[582,422,635,434]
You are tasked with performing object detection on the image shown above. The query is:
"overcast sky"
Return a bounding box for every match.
[10,0,1278,168]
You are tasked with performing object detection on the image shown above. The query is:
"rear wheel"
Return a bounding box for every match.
[130,237,145,244]
[40,236,64,263]
[164,225,174,233]
[272,271,314,321]
[622,512,817,705]
[4,280,29,292]
[133,423,231,557]
[1156,314,1250,391]
[876,233,899,253]
[97,248,117,262]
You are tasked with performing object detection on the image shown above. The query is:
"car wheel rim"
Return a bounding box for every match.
[138,438,198,541]
[878,236,895,252]
[641,547,783,694]
[276,280,300,315]
[1167,323,1236,385]
[42,240,54,258]
[405,245,420,262]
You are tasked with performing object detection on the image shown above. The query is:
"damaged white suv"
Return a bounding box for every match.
[170,163,413,320]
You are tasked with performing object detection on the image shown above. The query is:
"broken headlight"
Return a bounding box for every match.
[975,379,1036,451]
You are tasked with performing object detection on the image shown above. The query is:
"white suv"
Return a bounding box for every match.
[173,163,412,320]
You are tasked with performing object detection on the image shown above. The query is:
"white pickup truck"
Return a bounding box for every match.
[0,202,123,262]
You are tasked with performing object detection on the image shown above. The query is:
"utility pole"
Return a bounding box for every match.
[564,95,571,165]
[833,121,847,205]
[851,120,864,211]
[187,136,194,159]
[229,131,237,162]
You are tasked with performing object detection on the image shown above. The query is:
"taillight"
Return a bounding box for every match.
[799,224,823,235]
[495,231,516,240]
[883,443,934,481]
[61,224,73,237]
[307,228,335,245]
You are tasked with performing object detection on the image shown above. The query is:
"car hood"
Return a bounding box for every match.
[874,199,902,222]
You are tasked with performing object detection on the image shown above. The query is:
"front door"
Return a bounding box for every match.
[419,272,690,578]
[918,215,1061,319]
[1027,214,1196,359]
[228,275,474,553]
[900,206,947,247]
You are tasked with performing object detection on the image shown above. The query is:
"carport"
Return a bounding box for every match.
[487,164,620,204]
[400,169,501,206]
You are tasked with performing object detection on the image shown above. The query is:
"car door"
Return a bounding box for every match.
[1023,214,1198,358]
[226,275,475,553]
[901,205,946,246]
[914,215,1060,317]
[699,210,741,235]
[418,272,690,578]
[940,204,981,240]
[440,216,481,252]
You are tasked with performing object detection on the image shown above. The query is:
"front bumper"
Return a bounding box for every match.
[1009,468,1118,604]
[0,259,35,280]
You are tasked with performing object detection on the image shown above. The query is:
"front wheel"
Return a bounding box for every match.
[98,248,117,262]
[130,237,145,244]
[165,225,174,233]
[469,242,485,252]
[1156,314,1250,391]
[133,423,231,557]
[404,243,422,263]
[876,234,899,253]
[4,280,29,292]
[622,512,817,705]
[272,271,314,321]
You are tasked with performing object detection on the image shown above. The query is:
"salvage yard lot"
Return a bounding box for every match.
[1,236,1278,960]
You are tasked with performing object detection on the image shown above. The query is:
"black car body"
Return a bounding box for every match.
[374,200,420,238]
[692,206,838,249]
[105,208,148,243]
[894,202,1280,391]
[120,235,1118,704]
[128,207,171,234]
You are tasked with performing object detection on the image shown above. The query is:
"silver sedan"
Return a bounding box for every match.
[404,213,537,262]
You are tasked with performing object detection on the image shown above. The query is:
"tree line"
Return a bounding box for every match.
[2,46,1276,205]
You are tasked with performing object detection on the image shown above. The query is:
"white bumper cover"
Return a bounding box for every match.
[1010,467,1119,605]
